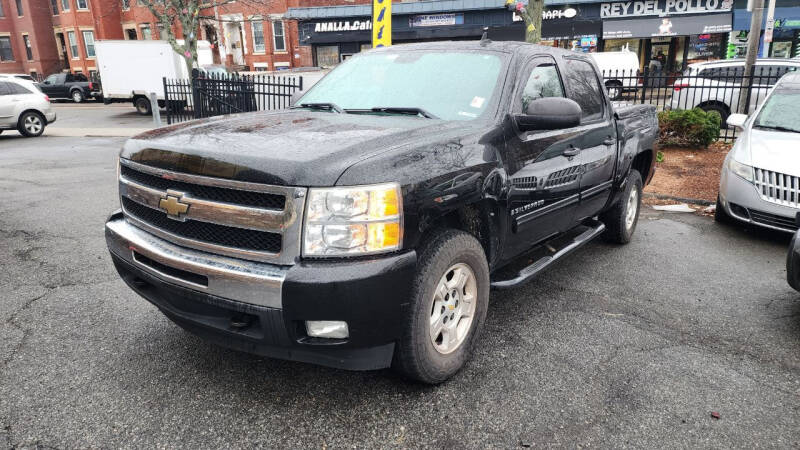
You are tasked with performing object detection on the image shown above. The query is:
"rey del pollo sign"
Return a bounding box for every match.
[601,0,733,18]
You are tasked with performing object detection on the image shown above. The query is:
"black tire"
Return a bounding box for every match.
[70,89,84,103]
[605,80,624,101]
[393,229,490,384]
[134,97,152,116]
[700,104,729,129]
[17,111,46,137]
[601,170,643,244]
[714,195,732,225]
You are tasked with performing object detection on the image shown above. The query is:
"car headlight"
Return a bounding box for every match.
[728,158,753,183]
[303,183,402,257]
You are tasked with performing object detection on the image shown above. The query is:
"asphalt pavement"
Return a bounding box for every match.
[1,135,798,448]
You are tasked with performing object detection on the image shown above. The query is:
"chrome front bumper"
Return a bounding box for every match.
[105,213,287,308]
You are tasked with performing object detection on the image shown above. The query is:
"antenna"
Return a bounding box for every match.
[480,27,491,46]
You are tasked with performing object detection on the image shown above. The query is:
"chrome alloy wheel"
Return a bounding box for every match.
[24,114,43,135]
[429,263,478,355]
[625,185,638,230]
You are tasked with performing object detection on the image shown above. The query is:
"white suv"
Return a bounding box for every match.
[0,78,56,137]
[669,59,800,124]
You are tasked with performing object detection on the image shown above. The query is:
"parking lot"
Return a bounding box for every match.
[1,134,798,447]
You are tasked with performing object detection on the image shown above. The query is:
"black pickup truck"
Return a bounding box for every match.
[105,41,657,383]
[40,72,100,103]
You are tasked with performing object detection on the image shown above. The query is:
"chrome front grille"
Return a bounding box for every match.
[753,168,800,209]
[118,159,306,264]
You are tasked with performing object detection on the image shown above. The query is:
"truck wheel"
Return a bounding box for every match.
[71,90,84,103]
[17,111,45,137]
[602,169,642,244]
[134,97,152,116]
[393,229,490,384]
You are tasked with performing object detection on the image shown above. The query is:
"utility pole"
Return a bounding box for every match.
[738,0,764,114]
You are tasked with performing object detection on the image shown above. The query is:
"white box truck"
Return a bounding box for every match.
[95,40,213,115]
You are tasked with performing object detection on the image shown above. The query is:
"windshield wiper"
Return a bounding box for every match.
[754,124,800,134]
[295,102,344,113]
[368,107,438,119]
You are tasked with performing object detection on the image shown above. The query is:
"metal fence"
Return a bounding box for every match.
[600,65,795,141]
[163,70,304,124]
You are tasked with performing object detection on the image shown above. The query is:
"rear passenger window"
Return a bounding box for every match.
[520,63,564,112]
[8,83,31,94]
[563,58,605,122]
[0,82,10,96]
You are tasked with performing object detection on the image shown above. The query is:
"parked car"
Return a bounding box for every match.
[716,72,800,232]
[670,59,800,125]
[0,77,56,137]
[105,41,657,383]
[787,214,800,292]
[39,72,100,103]
[0,73,38,84]
[590,49,641,100]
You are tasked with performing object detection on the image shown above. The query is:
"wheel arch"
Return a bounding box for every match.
[632,148,655,185]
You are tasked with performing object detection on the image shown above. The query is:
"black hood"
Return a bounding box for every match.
[121,110,480,186]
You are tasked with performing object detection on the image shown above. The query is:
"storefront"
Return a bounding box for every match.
[600,0,734,72]
[288,0,602,67]
[730,0,800,59]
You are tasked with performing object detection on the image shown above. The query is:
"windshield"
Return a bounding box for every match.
[754,89,800,133]
[297,50,505,121]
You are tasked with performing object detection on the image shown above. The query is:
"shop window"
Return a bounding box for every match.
[23,35,33,61]
[82,30,95,58]
[563,58,605,122]
[252,21,265,53]
[360,43,372,52]
[316,45,339,68]
[272,21,286,52]
[770,41,793,59]
[50,0,58,14]
[0,36,14,61]
[61,0,69,11]
[67,31,78,59]
[520,63,564,112]
[604,38,640,55]
[687,34,725,64]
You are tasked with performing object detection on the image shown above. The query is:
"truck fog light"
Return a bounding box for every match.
[306,320,349,339]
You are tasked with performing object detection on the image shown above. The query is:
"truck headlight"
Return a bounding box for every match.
[728,158,753,183]
[303,183,402,256]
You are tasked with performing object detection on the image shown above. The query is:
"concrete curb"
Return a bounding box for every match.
[45,128,153,138]
[644,192,715,206]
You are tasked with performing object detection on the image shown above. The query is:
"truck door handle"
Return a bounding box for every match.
[562,147,580,157]
[603,138,615,146]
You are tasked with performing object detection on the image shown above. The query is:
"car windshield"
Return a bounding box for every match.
[297,50,505,121]
[754,89,800,133]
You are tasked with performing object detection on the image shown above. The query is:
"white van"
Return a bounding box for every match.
[590,50,641,100]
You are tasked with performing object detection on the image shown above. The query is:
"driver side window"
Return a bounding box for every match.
[520,63,565,112]
[44,74,57,85]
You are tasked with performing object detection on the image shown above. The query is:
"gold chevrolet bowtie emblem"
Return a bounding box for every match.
[159,192,190,219]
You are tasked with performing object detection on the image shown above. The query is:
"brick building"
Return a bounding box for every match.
[0,0,307,79]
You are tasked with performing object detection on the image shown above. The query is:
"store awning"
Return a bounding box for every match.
[603,13,732,39]
[733,7,800,31]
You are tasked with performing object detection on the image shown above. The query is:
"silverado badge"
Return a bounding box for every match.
[159,190,190,220]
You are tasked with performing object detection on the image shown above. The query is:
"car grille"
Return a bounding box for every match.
[118,159,305,264]
[748,209,798,231]
[122,197,282,253]
[753,168,800,209]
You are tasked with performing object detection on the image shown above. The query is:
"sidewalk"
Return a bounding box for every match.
[45,127,153,138]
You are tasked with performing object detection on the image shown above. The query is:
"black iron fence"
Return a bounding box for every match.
[600,65,796,141]
[163,70,304,124]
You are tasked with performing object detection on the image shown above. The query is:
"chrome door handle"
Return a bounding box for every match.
[562,147,580,157]
[603,138,615,146]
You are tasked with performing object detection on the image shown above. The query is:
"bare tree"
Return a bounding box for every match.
[506,0,544,43]
[133,0,275,74]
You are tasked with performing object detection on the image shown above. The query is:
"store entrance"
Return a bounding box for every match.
[647,38,671,74]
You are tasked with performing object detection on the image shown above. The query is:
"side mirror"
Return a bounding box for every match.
[515,97,582,132]
[727,113,748,130]
[290,90,306,107]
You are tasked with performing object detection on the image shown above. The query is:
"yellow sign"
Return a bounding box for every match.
[372,0,391,47]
